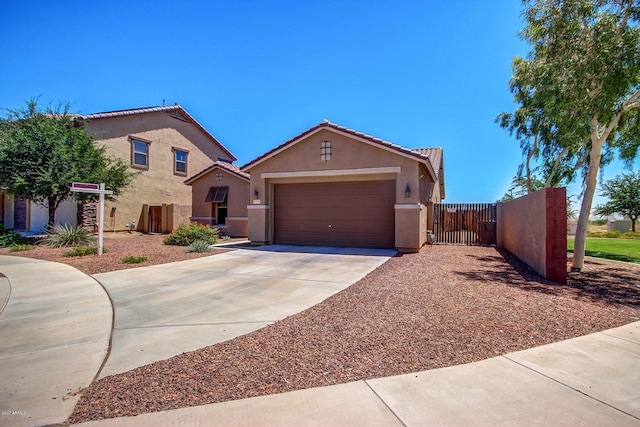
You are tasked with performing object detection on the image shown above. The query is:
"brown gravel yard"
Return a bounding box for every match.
[66,244,640,424]
[0,232,233,275]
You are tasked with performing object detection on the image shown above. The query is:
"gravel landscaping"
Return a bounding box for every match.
[66,244,640,424]
[0,232,234,275]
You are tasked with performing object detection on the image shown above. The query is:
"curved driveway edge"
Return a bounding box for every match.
[96,245,394,378]
[0,255,112,427]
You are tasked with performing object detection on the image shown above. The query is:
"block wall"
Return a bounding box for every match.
[497,188,567,284]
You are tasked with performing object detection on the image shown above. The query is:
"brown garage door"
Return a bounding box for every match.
[274,181,396,248]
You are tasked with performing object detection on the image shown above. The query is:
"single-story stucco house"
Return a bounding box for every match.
[185,160,250,237]
[241,120,445,252]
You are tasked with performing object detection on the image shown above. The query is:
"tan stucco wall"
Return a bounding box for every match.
[497,191,547,276]
[189,168,250,237]
[497,188,567,284]
[85,112,229,231]
[248,205,270,244]
[246,128,436,251]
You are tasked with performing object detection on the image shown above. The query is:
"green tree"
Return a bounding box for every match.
[499,174,578,220]
[0,100,135,226]
[498,0,640,271]
[593,171,640,231]
[500,174,545,201]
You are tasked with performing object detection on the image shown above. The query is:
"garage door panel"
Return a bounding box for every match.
[274,181,395,248]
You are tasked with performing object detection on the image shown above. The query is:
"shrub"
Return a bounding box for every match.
[10,244,34,252]
[0,226,34,248]
[164,223,218,246]
[586,231,621,238]
[187,239,212,253]
[42,224,95,248]
[122,255,148,264]
[620,232,640,239]
[62,245,107,257]
[590,219,607,226]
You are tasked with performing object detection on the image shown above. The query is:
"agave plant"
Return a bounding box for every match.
[42,223,96,248]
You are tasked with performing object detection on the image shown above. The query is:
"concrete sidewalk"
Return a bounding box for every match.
[0,256,112,427]
[75,322,640,426]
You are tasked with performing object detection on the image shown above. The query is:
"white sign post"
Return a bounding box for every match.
[70,182,113,255]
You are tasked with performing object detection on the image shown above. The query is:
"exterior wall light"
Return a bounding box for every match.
[254,189,259,200]
[405,184,411,198]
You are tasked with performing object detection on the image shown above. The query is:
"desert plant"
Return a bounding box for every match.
[163,223,218,246]
[10,244,34,252]
[0,227,33,248]
[187,239,212,253]
[42,223,95,248]
[62,245,107,257]
[122,255,147,264]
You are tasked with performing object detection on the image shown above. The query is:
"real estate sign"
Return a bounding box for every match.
[70,182,113,255]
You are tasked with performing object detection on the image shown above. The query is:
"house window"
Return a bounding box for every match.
[173,148,188,176]
[205,186,228,203]
[216,172,223,181]
[216,197,228,225]
[131,138,151,169]
[321,140,331,162]
[205,186,228,225]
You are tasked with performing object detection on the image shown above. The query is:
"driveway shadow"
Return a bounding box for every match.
[454,249,640,307]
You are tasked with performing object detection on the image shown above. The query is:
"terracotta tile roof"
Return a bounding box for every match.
[78,104,237,162]
[415,147,445,199]
[415,148,443,178]
[241,120,440,180]
[185,160,250,185]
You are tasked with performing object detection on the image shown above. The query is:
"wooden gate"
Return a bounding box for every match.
[433,203,497,245]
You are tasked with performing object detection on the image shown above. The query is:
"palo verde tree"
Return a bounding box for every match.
[498,0,640,271]
[0,100,135,227]
[593,171,640,231]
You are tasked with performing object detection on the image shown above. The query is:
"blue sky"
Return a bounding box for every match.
[2,1,637,205]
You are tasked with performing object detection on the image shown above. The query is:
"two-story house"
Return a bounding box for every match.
[2,104,244,234]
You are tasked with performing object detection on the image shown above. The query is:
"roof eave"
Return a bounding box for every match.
[80,105,237,162]
[185,163,250,185]
[242,120,439,174]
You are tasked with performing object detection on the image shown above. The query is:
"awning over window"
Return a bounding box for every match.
[205,186,228,203]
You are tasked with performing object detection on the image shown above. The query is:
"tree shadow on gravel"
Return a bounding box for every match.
[454,248,640,307]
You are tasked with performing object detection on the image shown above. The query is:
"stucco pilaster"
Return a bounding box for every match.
[248,204,270,245]
[395,203,422,252]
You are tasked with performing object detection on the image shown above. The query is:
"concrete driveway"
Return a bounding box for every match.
[96,245,394,378]
[0,256,111,427]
